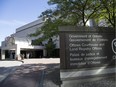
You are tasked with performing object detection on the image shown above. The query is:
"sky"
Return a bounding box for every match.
[0,0,53,46]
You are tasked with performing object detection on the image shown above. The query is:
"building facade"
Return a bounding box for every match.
[1,19,59,60]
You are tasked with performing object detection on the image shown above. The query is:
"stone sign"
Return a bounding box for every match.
[59,26,115,81]
[66,33,115,69]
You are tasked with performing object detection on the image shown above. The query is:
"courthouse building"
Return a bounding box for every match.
[1,19,59,60]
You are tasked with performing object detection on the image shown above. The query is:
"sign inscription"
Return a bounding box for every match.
[65,33,115,69]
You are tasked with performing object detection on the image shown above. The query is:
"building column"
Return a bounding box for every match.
[15,45,21,60]
[9,50,12,59]
[1,50,5,60]
[43,49,47,57]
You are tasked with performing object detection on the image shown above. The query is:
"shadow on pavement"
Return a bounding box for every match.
[43,64,61,87]
[0,63,60,87]
[0,65,20,83]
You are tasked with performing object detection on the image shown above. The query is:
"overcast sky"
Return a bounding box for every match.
[0,0,53,46]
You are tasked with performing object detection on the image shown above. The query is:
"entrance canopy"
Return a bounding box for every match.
[1,36,45,60]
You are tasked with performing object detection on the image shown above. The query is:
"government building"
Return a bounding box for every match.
[0,19,59,60]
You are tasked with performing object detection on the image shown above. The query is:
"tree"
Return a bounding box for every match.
[45,38,56,57]
[30,0,115,43]
[30,18,70,42]
[31,0,102,41]
[31,39,43,46]
[100,0,116,28]
[42,0,102,26]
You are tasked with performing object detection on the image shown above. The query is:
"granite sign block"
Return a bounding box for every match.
[59,26,115,81]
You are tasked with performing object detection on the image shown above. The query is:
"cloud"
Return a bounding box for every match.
[0,20,27,27]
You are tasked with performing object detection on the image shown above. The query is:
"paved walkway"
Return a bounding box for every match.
[0,60,22,82]
[0,60,22,67]
[0,58,115,87]
[0,58,60,87]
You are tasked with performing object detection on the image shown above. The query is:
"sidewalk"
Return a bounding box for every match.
[0,58,60,87]
[0,58,115,87]
[0,60,22,82]
[0,60,22,67]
